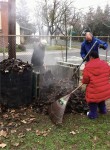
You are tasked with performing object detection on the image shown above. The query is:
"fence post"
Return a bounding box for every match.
[106,35,109,62]
[69,26,72,49]
[65,36,68,62]
[0,71,1,103]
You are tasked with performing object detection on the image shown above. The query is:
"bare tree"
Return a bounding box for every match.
[102,4,110,29]
[16,0,29,27]
[82,4,110,36]
[32,0,44,36]
[42,0,61,36]
[16,0,36,33]
[83,7,95,33]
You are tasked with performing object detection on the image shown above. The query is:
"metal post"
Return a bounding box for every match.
[8,0,16,59]
[106,35,109,62]
[70,36,72,49]
[65,36,68,62]
[36,72,40,99]
[69,26,72,49]
[33,71,40,99]
[65,13,68,62]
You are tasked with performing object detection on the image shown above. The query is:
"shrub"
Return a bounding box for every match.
[17,44,26,51]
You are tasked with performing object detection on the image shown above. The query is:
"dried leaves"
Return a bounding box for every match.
[21,117,36,124]
[11,142,19,147]
[32,70,88,114]
[0,106,38,148]
[0,130,8,137]
[0,58,32,73]
[36,129,51,137]
[70,131,76,135]
[0,143,7,148]
[70,130,79,136]
[0,131,7,148]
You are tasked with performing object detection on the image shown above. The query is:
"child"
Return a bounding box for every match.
[82,51,110,119]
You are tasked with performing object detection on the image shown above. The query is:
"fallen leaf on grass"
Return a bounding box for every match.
[27,118,36,123]
[3,114,8,118]
[18,133,25,138]
[7,122,16,127]
[0,122,3,126]
[26,128,31,132]
[21,118,36,124]
[93,136,99,142]
[12,142,19,147]
[0,143,7,148]
[29,118,36,121]
[36,130,41,136]
[76,130,79,133]
[10,109,16,113]
[20,108,27,111]
[106,141,110,147]
[11,130,17,134]
[70,131,76,135]
[0,130,8,137]
[42,132,48,137]
[13,122,21,128]
[107,131,110,135]
[14,113,20,118]
[21,120,27,124]
[36,130,50,137]
[8,122,14,126]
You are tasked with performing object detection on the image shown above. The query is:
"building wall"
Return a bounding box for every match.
[16,22,20,45]
[0,1,32,47]
[0,2,8,47]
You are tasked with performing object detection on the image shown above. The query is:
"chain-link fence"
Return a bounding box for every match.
[0,35,109,64]
[0,35,110,108]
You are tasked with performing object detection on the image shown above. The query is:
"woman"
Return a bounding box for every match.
[82,51,110,119]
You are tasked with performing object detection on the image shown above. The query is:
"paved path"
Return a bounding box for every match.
[0,48,110,70]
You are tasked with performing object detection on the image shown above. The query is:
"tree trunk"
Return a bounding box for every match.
[8,0,16,59]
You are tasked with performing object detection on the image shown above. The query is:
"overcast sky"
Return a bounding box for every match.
[74,0,110,12]
[15,0,110,13]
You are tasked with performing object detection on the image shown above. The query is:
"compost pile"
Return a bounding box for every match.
[0,58,32,73]
[33,70,89,114]
[65,89,89,113]
[0,59,32,107]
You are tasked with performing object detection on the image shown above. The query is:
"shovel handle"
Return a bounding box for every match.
[72,41,97,76]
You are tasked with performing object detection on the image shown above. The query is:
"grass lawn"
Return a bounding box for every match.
[0,44,80,53]
[0,47,25,53]
[47,45,66,50]
[0,105,110,150]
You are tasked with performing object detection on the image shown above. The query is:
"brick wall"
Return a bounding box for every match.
[0,2,8,48]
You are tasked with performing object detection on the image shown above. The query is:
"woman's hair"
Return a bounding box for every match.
[89,51,99,59]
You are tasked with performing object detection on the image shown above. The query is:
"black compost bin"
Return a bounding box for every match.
[0,59,33,108]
